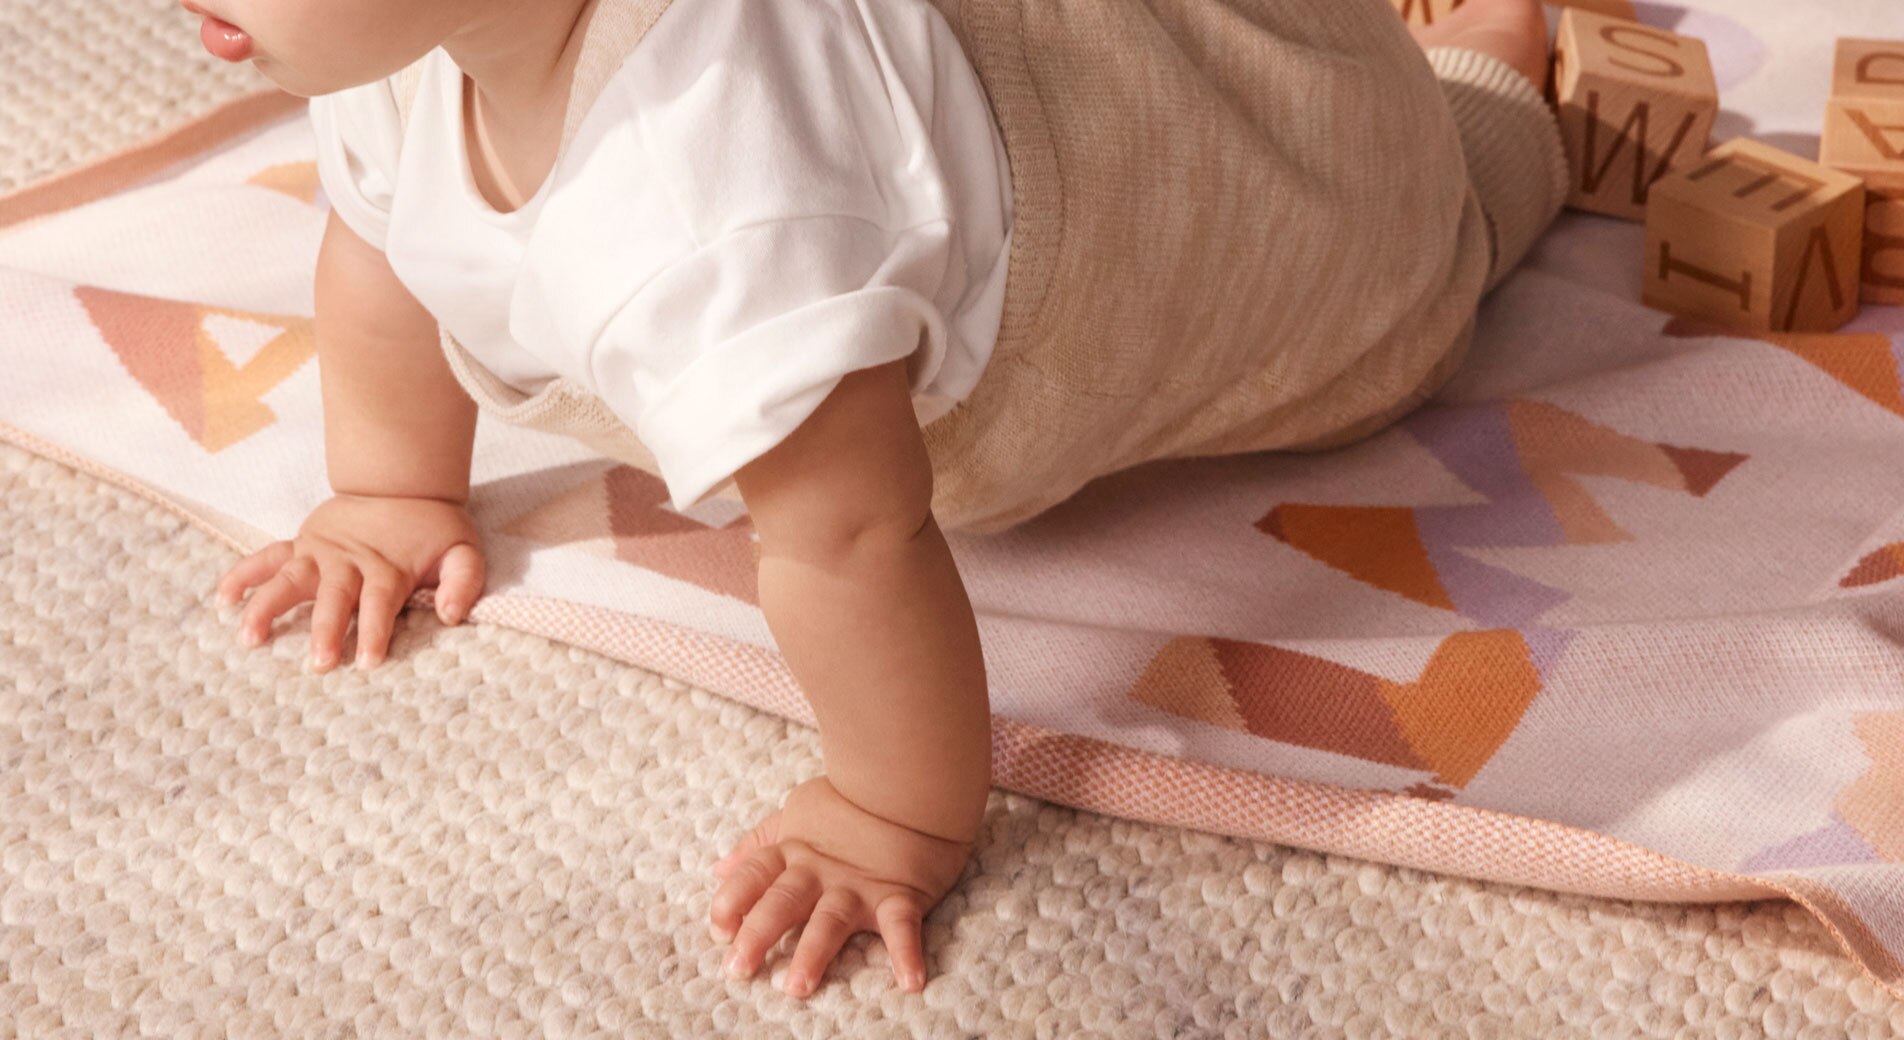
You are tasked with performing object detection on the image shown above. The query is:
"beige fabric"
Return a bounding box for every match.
[392,0,1565,534]
[8,438,1901,1036]
[1271,46,1572,456]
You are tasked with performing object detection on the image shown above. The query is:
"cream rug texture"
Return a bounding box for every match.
[8,0,1904,1037]
[4,439,1898,1039]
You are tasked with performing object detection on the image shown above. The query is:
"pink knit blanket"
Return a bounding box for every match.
[7,0,1904,999]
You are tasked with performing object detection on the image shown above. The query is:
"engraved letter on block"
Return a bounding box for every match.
[1643,137,1865,333]
[1821,37,1904,304]
[1551,7,1719,221]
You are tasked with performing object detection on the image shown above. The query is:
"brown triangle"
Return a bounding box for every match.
[603,465,705,539]
[1256,506,1284,542]
[1658,443,1748,496]
[1129,638,1252,733]
[1211,638,1430,770]
[76,285,209,442]
[1842,544,1904,588]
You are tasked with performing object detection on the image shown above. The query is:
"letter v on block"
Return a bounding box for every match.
[1821,37,1904,304]
[1642,137,1866,333]
[1550,6,1719,222]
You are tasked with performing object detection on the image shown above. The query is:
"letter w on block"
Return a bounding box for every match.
[1550,7,1718,221]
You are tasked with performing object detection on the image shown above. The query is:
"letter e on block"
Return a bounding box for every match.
[1389,0,1465,29]
[1820,37,1904,304]
[1643,137,1865,333]
[1551,7,1719,221]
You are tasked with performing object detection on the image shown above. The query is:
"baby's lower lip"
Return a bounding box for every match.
[198,14,253,62]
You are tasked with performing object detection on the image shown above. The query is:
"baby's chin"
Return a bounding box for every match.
[252,61,372,101]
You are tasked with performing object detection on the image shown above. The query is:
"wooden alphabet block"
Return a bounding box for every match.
[1550,7,1719,221]
[1820,37,1904,304]
[1389,0,1465,30]
[1642,137,1865,333]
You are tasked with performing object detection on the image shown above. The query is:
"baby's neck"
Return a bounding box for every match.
[443,0,600,138]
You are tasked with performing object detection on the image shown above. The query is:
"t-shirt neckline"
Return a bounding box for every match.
[441,0,622,223]
[451,64,559,222]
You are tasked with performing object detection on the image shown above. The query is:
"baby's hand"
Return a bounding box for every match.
[214,493,485,671]
[708,774,976,1000]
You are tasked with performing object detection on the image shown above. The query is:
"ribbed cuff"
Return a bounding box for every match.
[1425,46,1570,293]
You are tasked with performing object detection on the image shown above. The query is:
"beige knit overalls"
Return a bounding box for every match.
[395,0,1569,534]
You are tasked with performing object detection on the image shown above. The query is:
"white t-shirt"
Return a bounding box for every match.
[308,0,1014,512]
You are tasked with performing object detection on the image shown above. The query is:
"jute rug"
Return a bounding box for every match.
[6,0,1904,1037]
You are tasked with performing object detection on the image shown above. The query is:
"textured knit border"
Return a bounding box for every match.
[1425,45,1572,293]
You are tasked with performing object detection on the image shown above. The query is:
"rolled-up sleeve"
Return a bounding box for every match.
[308,81,402,250]
[588,212,955,513]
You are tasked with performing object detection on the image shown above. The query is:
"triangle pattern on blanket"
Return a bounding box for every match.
[502,464,760,604]
[1254,398,1748,617]
[1130,628,1540,789]
[1664,316,1904,419]
[1835,711,1904,864]
[245,160,320,205]
[77,285,315,452]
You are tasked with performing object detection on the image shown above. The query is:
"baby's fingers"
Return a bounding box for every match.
[216,541,293,607]
[710,844,789,945]
[351,557,414,670]
[875,895,927,993]
[238,553,319,647]
[307,562,363,672]
[782,889,861,999]
[433,541,484,625]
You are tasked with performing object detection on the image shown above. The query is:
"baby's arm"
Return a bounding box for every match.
[732,356,992,847]
[313,209,478,506]
[714,354,990,995]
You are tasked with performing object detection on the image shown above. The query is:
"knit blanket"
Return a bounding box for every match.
[6,0,1904,1000]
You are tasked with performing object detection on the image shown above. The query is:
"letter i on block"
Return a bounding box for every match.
[1642,138,1865,333]
[1389,0,1464,29]
[1820,38,1904,304]
[1550,7,1719,221]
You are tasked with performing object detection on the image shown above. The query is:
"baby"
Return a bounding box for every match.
[202,0,1564,1001]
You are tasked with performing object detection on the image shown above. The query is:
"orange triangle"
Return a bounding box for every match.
[1665,317,1904,419]
[1380,629,1540,788]
[247,161,320,204]
[1258,503,1454,610]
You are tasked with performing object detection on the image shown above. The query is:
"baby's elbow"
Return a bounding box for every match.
[733,360,937,562]
[749,461,934,564]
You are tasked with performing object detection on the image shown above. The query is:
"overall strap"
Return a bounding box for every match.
[393,58,428,129]
[386,0,674,150]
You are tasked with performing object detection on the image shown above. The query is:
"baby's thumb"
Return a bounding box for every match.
[434,541,485,625]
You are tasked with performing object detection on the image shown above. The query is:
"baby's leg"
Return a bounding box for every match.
[1407,0,1551,93]
[1406,0,1569,292]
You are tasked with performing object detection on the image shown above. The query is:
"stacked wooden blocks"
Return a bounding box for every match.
[1820,39,1904,305]
[1537,5,1891,332]
[1392,0,1899,332]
